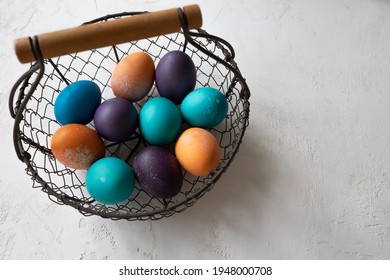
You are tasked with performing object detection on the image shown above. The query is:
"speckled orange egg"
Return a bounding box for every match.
[111,52,155,102]
[51,124,106,170]
[175,127,221,177]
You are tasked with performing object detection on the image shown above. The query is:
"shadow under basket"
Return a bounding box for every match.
[9,10,250,221]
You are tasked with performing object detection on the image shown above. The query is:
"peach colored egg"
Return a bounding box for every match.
[51,124,106,169]
[175,127,220,177]
[111,52,155,102]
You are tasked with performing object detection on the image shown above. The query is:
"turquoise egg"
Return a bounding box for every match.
[139,97,182,146]
[54,80,101,125]
[86,157,135,204]
[180,87,228,128]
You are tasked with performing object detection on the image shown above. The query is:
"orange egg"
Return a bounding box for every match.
[175,127,221,176]
[51,124,106,169]
[111,52,155,102]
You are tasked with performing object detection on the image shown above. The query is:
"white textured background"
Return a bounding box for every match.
[1,0,390,259]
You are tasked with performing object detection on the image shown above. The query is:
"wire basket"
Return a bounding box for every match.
[9,6,250,221]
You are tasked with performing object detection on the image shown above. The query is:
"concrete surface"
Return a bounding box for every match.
[1,0,390,259]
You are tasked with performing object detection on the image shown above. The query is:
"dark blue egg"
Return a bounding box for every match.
[94,97,138,142]
[132,146,183,199]
[155,51,196,104]
[54,80,101,125]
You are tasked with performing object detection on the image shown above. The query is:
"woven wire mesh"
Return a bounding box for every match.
[11,13,250,220]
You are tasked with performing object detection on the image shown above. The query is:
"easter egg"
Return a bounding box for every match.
[111,52,155,102]
[181,87,228,128]
[175,127,220,176]
[155,51,196,104]
[94,98,138,142]
[51,124,105,169]
[54,80,101,125]
[86,157,135,204]
[139,97,182,146]
[133,146,183,199]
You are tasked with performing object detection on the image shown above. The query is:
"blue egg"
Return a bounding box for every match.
[180,87,228,128]
[86,157,135,204]
[54,80,101,125]
[139,97,182,146]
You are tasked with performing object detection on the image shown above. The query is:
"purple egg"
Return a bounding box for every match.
[132,146,183,199]
[94,97,138,142]
[155,51,197,104]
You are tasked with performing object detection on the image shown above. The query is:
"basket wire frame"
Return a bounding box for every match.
[9,9,251,221]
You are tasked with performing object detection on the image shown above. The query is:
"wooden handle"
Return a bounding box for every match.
[14,4,202,64]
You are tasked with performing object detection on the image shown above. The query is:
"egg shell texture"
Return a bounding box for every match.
[54,80,101,125]
[139,97,182,146]
[175,127,221,177]
[181,87,229,128]
[133,146,183,199]
[94,97,138,142]
[155,50,196,104]
[111,52,155,102]
[51,124,106,170]
[86,157,135,204]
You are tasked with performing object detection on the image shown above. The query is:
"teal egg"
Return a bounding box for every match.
[180,87,228,128]
[139,97,182,146]
[86,157,135,204]
[54,80,101,125]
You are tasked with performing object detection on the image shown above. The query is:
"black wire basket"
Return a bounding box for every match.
[9,6,250,220]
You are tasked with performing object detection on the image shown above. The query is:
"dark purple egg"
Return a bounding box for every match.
[132,146,183,199]
[94,97,138,142]
[155,50,197,104]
